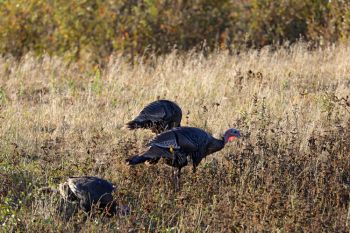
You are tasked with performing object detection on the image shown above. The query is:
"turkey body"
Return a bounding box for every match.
[126,126,226,174]
[59,176,115,213]
[126,126,241,190]
[126,100,182,134]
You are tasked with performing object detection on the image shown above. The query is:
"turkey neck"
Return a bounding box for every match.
[207,137,225,155]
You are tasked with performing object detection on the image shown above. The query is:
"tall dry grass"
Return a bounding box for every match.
[0,44,350,232]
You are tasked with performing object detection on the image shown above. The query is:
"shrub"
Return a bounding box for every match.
[0,0,349,62]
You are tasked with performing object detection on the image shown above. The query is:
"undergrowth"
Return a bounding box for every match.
[0,44,350,232]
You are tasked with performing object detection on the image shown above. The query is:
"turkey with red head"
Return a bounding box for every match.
[126,126,241,189]
[126,100,182,134]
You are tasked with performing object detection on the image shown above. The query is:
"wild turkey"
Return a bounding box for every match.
[126,100,182,134]
[58,176,123,216]
[38,176,129,218]
[126,126,241,188]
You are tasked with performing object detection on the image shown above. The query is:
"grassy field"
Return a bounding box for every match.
[1,44,350,232]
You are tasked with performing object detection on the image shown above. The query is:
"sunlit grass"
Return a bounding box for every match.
[0,44,350,232]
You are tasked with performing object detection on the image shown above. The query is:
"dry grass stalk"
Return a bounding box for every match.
[0,44,350,232]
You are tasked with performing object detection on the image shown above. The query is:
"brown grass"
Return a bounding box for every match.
[1,44,350,232]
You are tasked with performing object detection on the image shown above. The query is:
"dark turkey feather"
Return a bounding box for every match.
[148,130,180,149]
[126,126,241,190]
[127,146,173,164]
[126,100,182,133]
[68,177,114,205]
[127,126,226,170]
[126,155,150,165]
[59,176,115,213]
[148,127,207,152]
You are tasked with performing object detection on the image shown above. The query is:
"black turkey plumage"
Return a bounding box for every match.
[126,126,241,189]
[39,176,129,218]
[126,100,182,134]
[58,176,119,215]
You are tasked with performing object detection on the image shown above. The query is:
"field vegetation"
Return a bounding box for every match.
[0,43,350,232]
[1,1,350,231]
[1,0,350,63]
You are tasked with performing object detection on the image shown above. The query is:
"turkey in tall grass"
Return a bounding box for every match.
[126,100,182,134]
[126,126,241,189]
